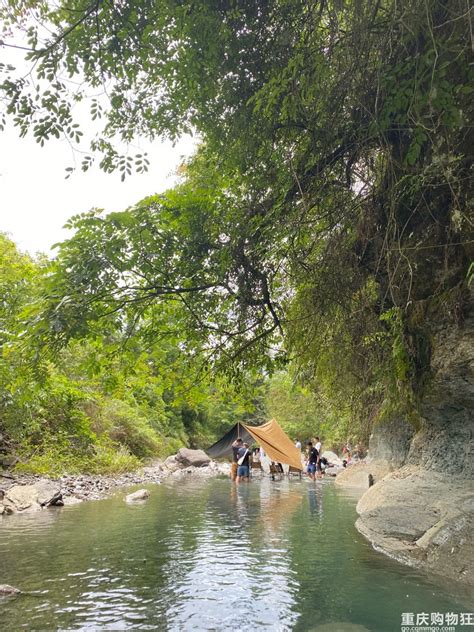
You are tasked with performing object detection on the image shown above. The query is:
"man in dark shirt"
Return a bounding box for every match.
[306,441,319,481]
[231,438,243,481]
[236,442,251,483]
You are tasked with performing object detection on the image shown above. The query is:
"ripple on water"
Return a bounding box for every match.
[0,478,471,631]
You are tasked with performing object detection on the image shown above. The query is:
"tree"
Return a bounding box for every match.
[31,160,286,371]
[0,234,267,472]
[2,1,472,438]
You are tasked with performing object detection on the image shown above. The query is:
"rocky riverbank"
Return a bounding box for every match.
[335,296,474,588]
[0,448,230,515]
[356,466,473,583]
[336,460,473,588]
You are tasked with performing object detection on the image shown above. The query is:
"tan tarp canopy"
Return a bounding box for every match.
[244,419,302,471]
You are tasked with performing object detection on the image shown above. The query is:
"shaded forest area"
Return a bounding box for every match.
[2,232,334,473]
[0,0,472,474]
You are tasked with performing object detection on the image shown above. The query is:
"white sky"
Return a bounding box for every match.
[0,40,197,257]
[0,128,196,256]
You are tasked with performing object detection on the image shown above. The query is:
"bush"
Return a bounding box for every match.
[83,439,141,474]
[14,435,141,477]
[101,400,163,458]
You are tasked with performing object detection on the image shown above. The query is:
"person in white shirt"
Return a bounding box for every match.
[314,437,323,478]
[315,437,322,453]
[315,436,323,477]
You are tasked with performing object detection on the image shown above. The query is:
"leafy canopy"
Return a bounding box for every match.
[2,0,472,438]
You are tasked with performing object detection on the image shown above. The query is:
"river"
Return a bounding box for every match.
[0,477,471,631]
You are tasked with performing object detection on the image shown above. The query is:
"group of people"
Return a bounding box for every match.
[230,435,326,483]
[294,437,325,480]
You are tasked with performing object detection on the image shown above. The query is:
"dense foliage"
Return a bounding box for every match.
[0,0,472,465]
[0,233,270,473]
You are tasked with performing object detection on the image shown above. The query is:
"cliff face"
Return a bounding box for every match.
[408,299,474,477]
[341,297,474,586]
[367,416,414,469]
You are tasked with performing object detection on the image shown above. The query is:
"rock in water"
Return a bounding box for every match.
[3,481,63,513]
[0,584,21,595]
[175,448,210,467]
[35,479,62,506]
[125,489,150,502]
[4,485,40,512]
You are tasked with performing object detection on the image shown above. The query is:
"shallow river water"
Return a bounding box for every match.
[0,477,471,631]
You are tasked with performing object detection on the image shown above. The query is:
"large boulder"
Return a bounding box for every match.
[4,485,41,512]
[35,479,62,506]
[335,462,391,490]
[175,448,210,468]
[355,467,474,585]
[2,480,63,513]
[321,450,343,466]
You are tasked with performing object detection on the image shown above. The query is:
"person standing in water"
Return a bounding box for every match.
[306,441,318,481]
[314,436,323,478]
[236,442,251,483]
[231,437,243,482]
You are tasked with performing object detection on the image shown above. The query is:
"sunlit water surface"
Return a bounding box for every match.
[0,477,471,631]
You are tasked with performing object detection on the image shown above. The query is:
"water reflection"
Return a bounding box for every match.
[165,479,300,630]
[307,483,323,518]
[0,478,470,631]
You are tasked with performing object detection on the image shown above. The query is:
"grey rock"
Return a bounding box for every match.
[360,505,440,540]
[368,416,414,468]
[35,479,62,506]
[0,455,18,467]
[321,450,343,466]
[356,467,474,586]
[325,466,342,477]
[62,496,83,505]
[125,489,150,502]
[349,297,474,588]
[411,305,474,477]
[162,455,183,472]
[0,584,21,595]
[175,448,210,468]
[4,484,40,512]
[335,462,391,489]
